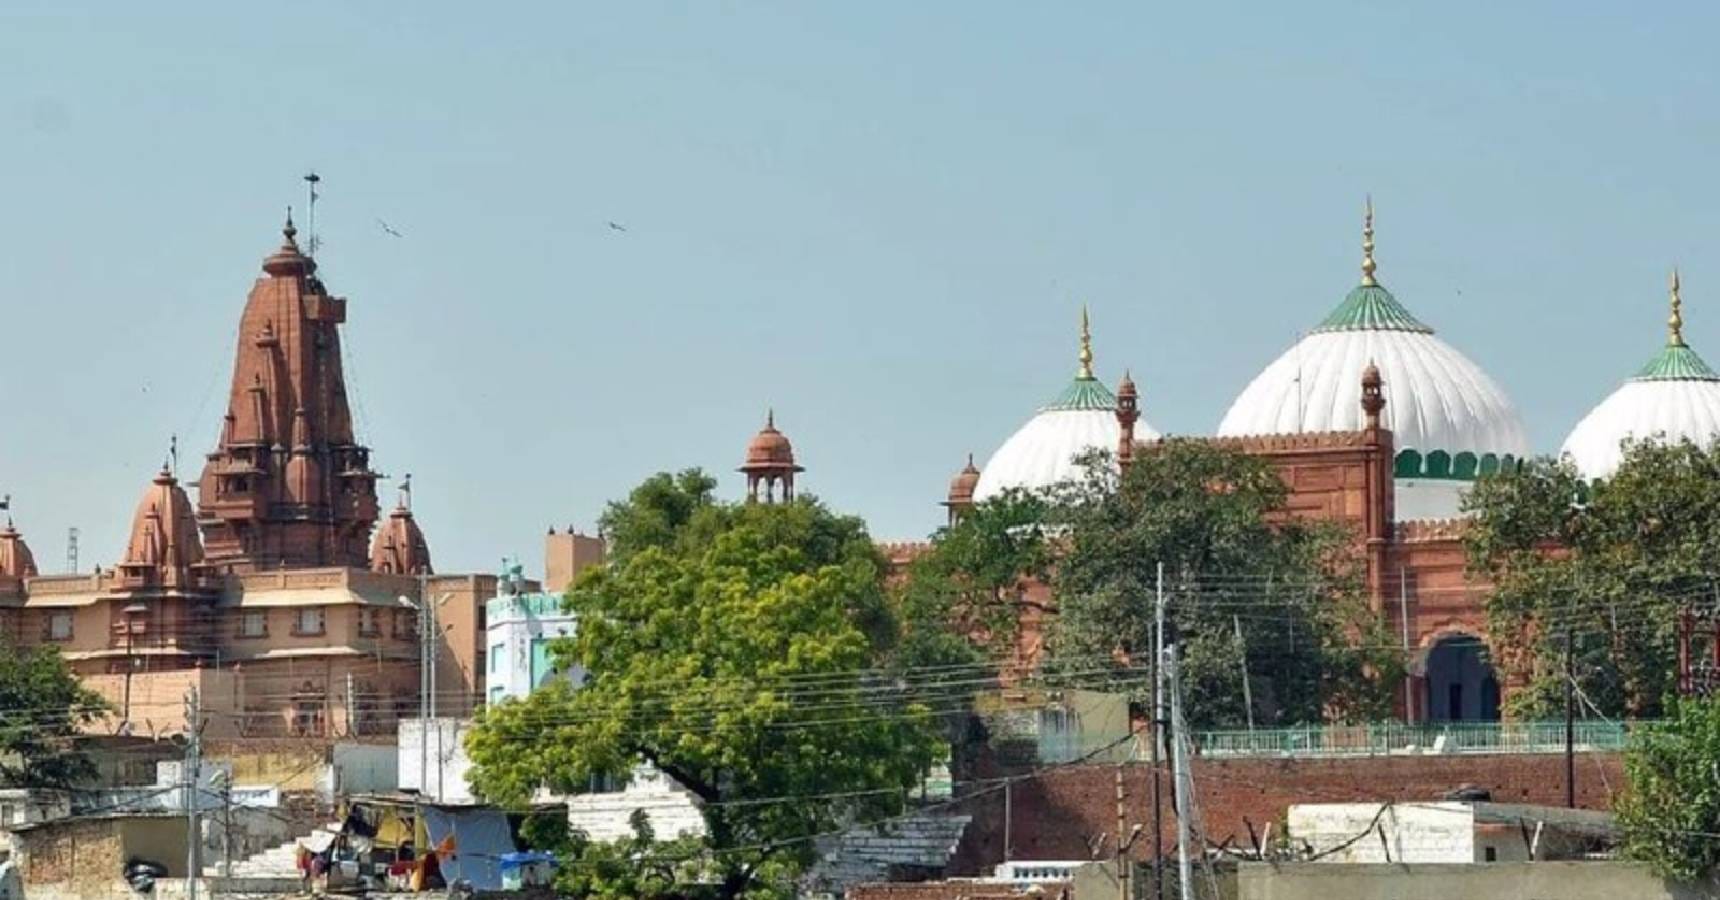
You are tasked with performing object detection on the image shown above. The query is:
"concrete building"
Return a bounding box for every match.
[1288,801,1617,864]
[484,561,584,705]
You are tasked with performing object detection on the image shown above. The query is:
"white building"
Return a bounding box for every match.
[485,563,582,705]
[1289,801,1616,864]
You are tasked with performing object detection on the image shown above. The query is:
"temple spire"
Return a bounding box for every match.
[1360,195,1378,287]
[1078,305,1094,379]
[1670,267,1686,347]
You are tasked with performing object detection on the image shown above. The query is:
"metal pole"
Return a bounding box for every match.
[124,625,134,723]
[418,584,429,800]
[1115,766,1128,900]
[1565,623,1576,808]
[346,672,357,737]
[1233,615,1254,733]
[1151,563,1164,900]
[1399,568,1413,722]
[184,686,201,900]
[221,781,232,879]
[1167,648,1193,900]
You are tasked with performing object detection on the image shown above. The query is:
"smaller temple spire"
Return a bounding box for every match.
[1670,267,1686,347]
[1360,195,1378,287]
[1078,305,1094,379]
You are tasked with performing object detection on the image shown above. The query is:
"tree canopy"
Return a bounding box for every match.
[466,470,943,899]
[1465,441,1720,718]
[0,643,107,788]
[1617,694,1720,881]
[1048,440,1400,728]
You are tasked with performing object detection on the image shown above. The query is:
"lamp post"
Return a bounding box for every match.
[117,602,149,723]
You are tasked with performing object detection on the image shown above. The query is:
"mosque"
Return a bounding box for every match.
[924,202,1720,722]
[0,202,1713,731]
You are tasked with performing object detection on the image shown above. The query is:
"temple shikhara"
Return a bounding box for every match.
[1,200,1717,734]
[0,217,508,738]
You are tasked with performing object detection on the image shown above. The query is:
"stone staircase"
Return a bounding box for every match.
[203,821,339,880]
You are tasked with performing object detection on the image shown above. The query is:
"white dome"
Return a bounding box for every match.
[1217,281,1529,520]
[973,376,1161,502]
[1561,286,1720,481]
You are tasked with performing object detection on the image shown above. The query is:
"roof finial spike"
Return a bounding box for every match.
[283,206,296,241]
[766,408,775,429]
[1360,195,1378,287]
[1670,267,1686,347]
[1078,304,1094,379]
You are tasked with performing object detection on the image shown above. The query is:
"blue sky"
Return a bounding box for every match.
[4,2,1719,575]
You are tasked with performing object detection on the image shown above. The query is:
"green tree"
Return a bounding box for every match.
[1049,440,1400,728]
[1617,695,1720,881]
[1465,441,1720,718]
[467,471,943,899]
[0,643,108,788]
[890,490,1052,672]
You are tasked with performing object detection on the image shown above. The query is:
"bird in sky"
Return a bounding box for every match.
[377,219,404,238]
[608,221,628,233]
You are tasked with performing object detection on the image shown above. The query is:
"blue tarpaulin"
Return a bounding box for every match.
[422,807,517,890]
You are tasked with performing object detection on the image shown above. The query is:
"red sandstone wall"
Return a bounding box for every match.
[945,754,1622,875]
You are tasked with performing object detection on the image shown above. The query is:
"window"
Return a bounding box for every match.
[530,638,555,688]
[293,607,326,636]
[46,612,72,641]
[358,608,380,637]
[238,612,267,638]
[1484,846,1497,862]
[489,643,504,674]
[393,610,417,639]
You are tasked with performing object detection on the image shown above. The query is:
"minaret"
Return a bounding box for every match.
[739,410,804,504]
[1115,369,1140,469]
[197,214,380,571]
[942,454,981,526]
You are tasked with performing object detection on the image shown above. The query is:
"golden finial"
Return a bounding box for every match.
[1669,267,1686,346]
[1360,195,1377,287]
[1078,304,1094,379]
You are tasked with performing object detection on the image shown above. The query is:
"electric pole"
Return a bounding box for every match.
[1151,562,1165,900]
[1564,621,1576,808]
[1166,647,1194,900]
[184,686,201,900]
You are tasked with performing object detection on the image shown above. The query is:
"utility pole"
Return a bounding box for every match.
[1166,647,1193,900]
[1114,766,1128,900]
[184,686,201,900]
[1564,622,1576,808]
[1399,568,1412,721]
[1151,562,1166,900]
[345,672,357,737]
[1233,615,1254,734]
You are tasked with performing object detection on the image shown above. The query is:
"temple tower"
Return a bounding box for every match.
[197,215,381,571]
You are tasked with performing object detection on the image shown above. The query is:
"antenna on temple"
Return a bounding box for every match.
[169,434,178,478]
[303,171,322,256]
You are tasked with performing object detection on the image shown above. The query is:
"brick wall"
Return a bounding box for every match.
[849,882,1066,900]
[21,819,124,887]
[946,754,1623,875]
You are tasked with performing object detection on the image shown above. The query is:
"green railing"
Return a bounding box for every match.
[1189,720,1637,758]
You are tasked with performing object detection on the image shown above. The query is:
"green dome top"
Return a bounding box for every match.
[1042,375,1117,411]
[1633,343,1720,382]
[1313,284,1433,334]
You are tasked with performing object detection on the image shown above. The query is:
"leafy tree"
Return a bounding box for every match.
[1049,440,1401,728]
[1466,441,1720,718]
[0,643,108,788]
[467,471,943,899]
[1617,695,1720,881]
[890,490,1052,672]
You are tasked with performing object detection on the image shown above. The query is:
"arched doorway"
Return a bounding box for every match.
[1424,635,1500,722]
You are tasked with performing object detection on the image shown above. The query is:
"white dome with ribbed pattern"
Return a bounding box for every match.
[973,374,1160,503]
[1218,264,1528,520]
